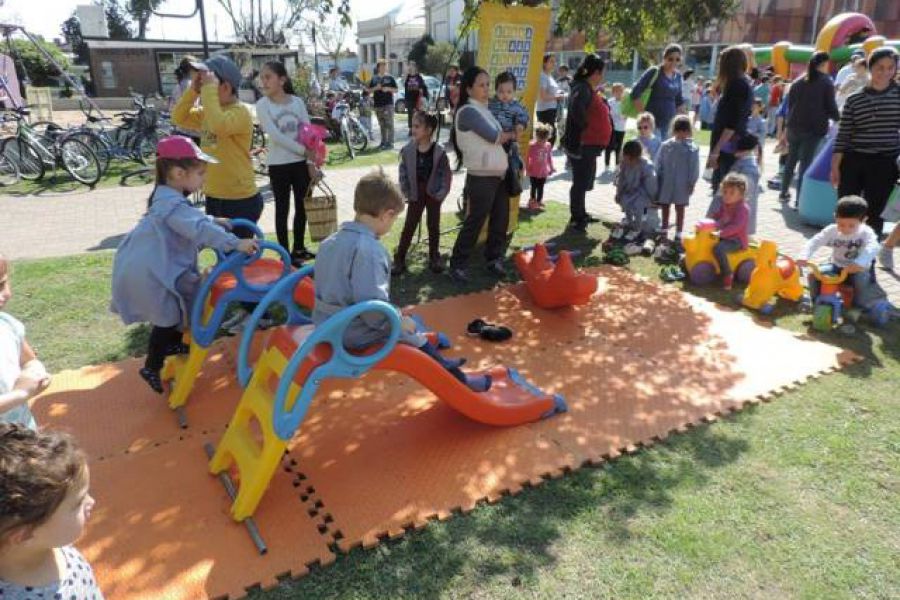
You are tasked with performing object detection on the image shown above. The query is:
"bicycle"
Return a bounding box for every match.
[0,107,101,187]
[0,152,20,186]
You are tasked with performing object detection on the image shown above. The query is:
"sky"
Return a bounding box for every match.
[0,0,399,50]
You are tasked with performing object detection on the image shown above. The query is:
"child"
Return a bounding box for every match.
[110,136,258,394]
[748,99,768,166]
[359,88,374,140]
[394,111,452,275]
[798,196,893,326]
[0,255,50,430]
[699,84,717,131]
[312,169,490,392]
[525,122,555,211]
[605,83,626,171]
[636,112,661,161]
[655,115,700,239]
[710,173,750,290]
[487,71,530,176]
[0,424,101,598]
[706,134,761,236]
[614,140,658,239]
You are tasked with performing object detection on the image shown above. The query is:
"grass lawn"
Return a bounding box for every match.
[7,203,899,599]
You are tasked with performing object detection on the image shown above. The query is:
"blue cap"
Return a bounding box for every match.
[190,55,242,92]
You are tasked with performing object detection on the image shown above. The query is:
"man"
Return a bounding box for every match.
[328,67,350,93]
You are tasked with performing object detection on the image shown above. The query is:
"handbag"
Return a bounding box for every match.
[505,163,523,196]
[303,176,338,241]
[621,66,659,118]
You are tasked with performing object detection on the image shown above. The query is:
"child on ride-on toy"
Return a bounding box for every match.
[312,169,491,392]
[797,196,894,326]
[711,173,750,290]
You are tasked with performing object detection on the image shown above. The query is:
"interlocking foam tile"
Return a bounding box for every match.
[280,267,859,552]
[32,340,243,459]
[80,437,334,600]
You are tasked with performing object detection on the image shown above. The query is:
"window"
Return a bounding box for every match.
[157,51,178,97]
[100,61,116,89]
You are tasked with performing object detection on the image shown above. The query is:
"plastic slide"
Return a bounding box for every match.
[798,132,837,228]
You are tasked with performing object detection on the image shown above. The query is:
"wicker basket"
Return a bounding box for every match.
[304,177,338,242]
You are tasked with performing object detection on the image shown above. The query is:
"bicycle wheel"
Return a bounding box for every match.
[59,137,102,186]
[252,124,266,149]
[68,130,112,175]
[341,121,355,160]
[31,120,63,140]
[1,137,45,181]
[348,117,368,153]
[0,153,20,186]
[134,133,158,165]
[251,147,268,176]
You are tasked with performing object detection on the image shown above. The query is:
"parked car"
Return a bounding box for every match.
[395,75,446,113]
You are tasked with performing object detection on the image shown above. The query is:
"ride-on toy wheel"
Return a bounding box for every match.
[812,304,833,332]
[735,259,755,284]
[688,262,717,286]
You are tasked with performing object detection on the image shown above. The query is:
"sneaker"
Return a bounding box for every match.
[527,198,541,211]
[722,274,734,290]
[485,259,505,277]
[221,308,250,333]
[448,267,469,283]
[878,244,894,271]
[139,367,164,394]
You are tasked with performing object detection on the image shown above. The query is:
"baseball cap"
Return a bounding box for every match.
[189,55,242,91]
[156,135,219,163]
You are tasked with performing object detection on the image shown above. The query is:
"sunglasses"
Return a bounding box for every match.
[638,125,651,130]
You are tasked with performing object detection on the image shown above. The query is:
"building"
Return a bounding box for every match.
[356,0,426,76]
[423,0,476,49]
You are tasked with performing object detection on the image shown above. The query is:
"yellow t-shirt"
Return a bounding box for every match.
[171,85,256,199]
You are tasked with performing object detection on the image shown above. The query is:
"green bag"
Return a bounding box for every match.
[621,66,659,119]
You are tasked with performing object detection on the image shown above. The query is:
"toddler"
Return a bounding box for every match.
[707,134,761,235]
[798,195,893,326]
[0,254,50,430]
[525,122,555,211]
[614,140,658,238]
[0,424,101,598]
[636,112,661,161]
[110,136,258,394]
[699,84,717,131]
[604,83,626,170]
[394,111,453,275]
[313,169,491,392]
[711,173,750,290]
[748,99,767,166]
[487,71,529,176]
[655,115,700,239]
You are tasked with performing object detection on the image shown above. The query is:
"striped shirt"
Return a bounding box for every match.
[834,82,900,156]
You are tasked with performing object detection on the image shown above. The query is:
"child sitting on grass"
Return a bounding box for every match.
[711,173,750,290]
[525,122,555,211]
[0,254,50,430]
[111,136,258,394]
[313,169,490,392]
[655,115,699,241]
[0,424,101,598]
[798,195,894,326]
[394,111,452,275]
[614,140,658,241]
[636,112,661,161]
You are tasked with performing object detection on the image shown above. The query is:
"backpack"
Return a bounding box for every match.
[621,66,659,119]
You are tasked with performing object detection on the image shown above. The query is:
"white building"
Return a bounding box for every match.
[356,0,426,76]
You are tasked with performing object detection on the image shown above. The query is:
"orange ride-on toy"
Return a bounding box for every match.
[513,243,597,309]
[682,219,758,286]
[805,264,854,332]
[741,240,805,314]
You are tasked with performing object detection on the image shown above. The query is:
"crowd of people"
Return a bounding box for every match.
[1,41,899,596]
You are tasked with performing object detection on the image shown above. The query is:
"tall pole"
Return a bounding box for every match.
[197,0,210,58]
[250,0,255,44]
[312,24,319,77]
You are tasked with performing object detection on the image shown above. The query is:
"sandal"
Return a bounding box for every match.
[466,319,513,342]
[139,367,164,394]
[660,265,686,282]
[603,248,630,266]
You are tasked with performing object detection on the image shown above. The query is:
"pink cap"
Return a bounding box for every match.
[156,135,219,163]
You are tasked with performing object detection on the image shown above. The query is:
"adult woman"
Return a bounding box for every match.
[369,60,399,150]
[256,61,314,266]
[631,44,685,140]
[448,67,516,282]
[562,53,611,232]
[780,52,840,205]
[706,46,754,193]
[536,54,566,146]
[402,61,429,134]
[832,47,900,238]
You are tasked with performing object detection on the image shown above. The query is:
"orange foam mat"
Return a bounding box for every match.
[80,437,334,600]
[32,339,243,459]
[278,267,860,551]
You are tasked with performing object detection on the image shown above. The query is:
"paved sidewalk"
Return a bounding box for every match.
[2,139,897,303]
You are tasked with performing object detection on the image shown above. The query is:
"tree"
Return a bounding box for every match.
[8,39,71,86]
[407,34,434,68]
[105,0,135,40]
[126,0,163,39]
[421,41,455,76]
[216,0,352,46]
[312,12,350,67]
[61,14,89,65]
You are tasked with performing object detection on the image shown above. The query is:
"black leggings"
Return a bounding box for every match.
[605,130,625,167]
[529,177,546,201]
[268,161,311,254]
[145,325,182,372]
[536,108,558,147]
[451,175,509,269]
[839,151,899,237]
[395,196,442,264]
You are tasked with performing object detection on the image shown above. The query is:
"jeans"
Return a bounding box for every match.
[451,175,509,269]
[782,131,823,199]
[268,161,311,254]
[569,145,601,223]
[838,151,900,237]
[808,264,888,311]
[713,238,743,276]
[375,104,395,147]
[205,193,264,238]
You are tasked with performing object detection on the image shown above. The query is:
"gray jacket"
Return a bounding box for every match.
[111,185,239,328]
[615,157,658,212]
[655,138,700,206]
[398,141,452,204]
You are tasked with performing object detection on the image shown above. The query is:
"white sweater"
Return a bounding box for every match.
[800,223,879,268]
[256,95,310,166]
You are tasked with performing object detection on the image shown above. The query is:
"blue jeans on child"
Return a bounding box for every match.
[713,238,743,276]
[807,264,888,312]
